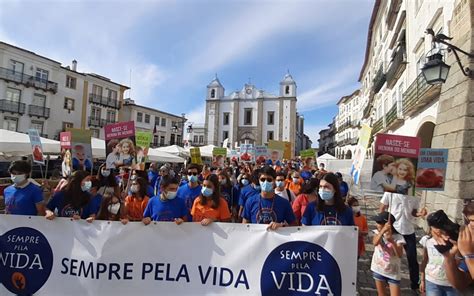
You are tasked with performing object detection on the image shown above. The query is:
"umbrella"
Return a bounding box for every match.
[0,129,60,156]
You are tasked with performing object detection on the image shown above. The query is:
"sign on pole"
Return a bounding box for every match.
[350,124,372,185]
[416,148,448,191]
[190,147,203,165]
[28,129,44,165]
[212,147,227,167]
[104,121,136,169]
[135,131,152,171]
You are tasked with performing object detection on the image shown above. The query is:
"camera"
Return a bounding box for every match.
[427,210,460,254]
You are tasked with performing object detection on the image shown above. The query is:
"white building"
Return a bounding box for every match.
[187,124,206,147]
[121,98,186,147]
[0,42,128,140]
[204,74,301,156]
[334,90,363,159]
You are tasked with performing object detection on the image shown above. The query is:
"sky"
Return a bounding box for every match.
[0,0,373,147]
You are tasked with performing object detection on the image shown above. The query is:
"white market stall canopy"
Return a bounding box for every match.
[318,153,337,160]
[0,129,60,156]
[156,145,189,157]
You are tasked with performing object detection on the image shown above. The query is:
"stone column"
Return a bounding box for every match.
[427,0,474,222]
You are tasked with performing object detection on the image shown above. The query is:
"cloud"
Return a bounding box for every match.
[184,103,206,125]
[304,124,330,148]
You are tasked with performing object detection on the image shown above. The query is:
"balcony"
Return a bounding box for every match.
[28,105,50,119]
[384,104,404,131]
[372,117,383,136]
[403,73,441,117]
[371,66,386,94]
[0,67,58,93]
[337,138,358,147]
[89,93,120,109]
[0,99,26,115]
[386,44,407,89]
[88,117,107,128]
[105,118,117,125]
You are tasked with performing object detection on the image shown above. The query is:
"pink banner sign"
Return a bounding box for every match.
[105,121,135,141]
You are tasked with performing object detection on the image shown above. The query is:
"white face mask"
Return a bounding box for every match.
[108,203,120,215]
[130,185,139,193]
[11,174,27,185]
[352,206,361,213]
[101,170,111,177]
[166,191,177,200]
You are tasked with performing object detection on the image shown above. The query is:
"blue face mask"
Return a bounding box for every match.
[189,175,198,183]
[260,181,274,193]
[241,179,249,186]
[275,180,284,188]
[318,189,334,201]
[201,187,213,197]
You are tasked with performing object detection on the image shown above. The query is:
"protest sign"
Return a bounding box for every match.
[68,128,93,172]
[300,149,316,171]
[27,129,44,165]
[229,149,239,163]
[190,147,203,165]
[350,124,372,185]
[0,215,358,296]
[134,131,152,171]
[212,147,227,167]
[416,148,448,191]
[283,141,292,160]
[104,121,136,170]
[370,133,421,196]
[268,140,285,165]
[59,131,72,177]
[255,145,268,164]
[239,144,254,163]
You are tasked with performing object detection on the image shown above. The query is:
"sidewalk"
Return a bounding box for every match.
[356,195,426,296]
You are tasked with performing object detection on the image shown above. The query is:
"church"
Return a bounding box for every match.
[204,73,304,156]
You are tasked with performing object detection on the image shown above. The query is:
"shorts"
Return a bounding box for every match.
[372,272,400,286]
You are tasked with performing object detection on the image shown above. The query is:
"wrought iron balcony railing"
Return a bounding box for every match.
[0,99,26,115]
[0,67,58,93]
[28,105,50,119]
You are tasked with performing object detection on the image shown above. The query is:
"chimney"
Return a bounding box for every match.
[72,60,77,71]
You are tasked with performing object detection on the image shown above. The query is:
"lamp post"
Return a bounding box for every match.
[171,113,187,146]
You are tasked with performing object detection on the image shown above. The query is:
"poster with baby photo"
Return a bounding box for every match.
[60,131,72,178]
[68,128,93,172]
[104,121,136,170]
[416,148,448,191]
[370,133,421,196]
[134,131,152,171]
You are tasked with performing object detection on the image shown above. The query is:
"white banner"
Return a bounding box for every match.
[0,216,358,296]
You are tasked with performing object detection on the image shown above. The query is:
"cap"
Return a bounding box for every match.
[427,210,455,228]
[335,172,342,178]
[374,212,396,224]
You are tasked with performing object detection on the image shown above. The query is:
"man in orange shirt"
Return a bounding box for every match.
[286,171,303,196]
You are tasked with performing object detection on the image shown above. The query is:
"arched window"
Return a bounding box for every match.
[211,89,216,98]
[285,85,290,95]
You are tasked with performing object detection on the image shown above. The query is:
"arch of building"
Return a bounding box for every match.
[415,116,436,148]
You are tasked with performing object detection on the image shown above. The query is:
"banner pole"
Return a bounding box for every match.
[44,155,50,180]
[39,163,44,181]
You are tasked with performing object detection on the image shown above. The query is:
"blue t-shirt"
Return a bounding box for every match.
[221,186,240,209]
[238,185,257,207]
[176,183,202,221]
[46,191,92,218]
[340,181,349,198]
[143,196,188,222]
[81,193,102,219]
[242,193,296,224]
[4,183,43,215]
[148,171,158,188]
[72,158,92,171]
[301,202,355,226]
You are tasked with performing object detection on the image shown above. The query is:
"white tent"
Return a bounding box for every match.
[0,129,60,156]
[156,145,189,157]
[318,153,337,160]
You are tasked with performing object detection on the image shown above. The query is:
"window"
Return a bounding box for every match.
[211,89,215,98]
[108,89,117,100]
[223,113,230,125]
[161,118,166,127]
[267,111,274,125]
[66,76,77,89]
[137,112,143,122]
[160,136,165,146]
[267,131,274,141]
[285,85,290,95]
[91,107,101,119]
[6,88,21,102]
[170,134,175,145]
[91,129,100,138]
[223,131,229,140]
[3,117,18,131]
[145,114,150,124]
[193,135,198,143]
[35,68,48,82]
[64,98,75,111]
[244,108,252,125]
[177,135,181,145]
[30,120,44,134]
[33,93,46,107]
[92,84,103,96]
[172,121,177,128]
[155,116,160,126]
[199,135,204,144]
[106,110,116,122]
[62,122,73,131]
[10,60,24,73]
[153,135,159,146]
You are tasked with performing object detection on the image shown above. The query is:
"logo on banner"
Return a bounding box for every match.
[0,227,53,295]
[260,241,341,296]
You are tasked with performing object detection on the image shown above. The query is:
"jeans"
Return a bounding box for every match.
[425,280,459,296]
[403,233,419,290]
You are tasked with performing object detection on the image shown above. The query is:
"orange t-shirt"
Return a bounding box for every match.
[124,195,149,221]
[354,214,368,257]
[191,197,231,222]
[286,179,303,196]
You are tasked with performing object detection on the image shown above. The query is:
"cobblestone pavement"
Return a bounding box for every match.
[356,195,426,296]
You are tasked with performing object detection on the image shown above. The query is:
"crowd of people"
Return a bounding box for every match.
[3,158,474,295]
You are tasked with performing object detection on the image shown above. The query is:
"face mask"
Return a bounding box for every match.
[130,185,139,193]
[181,175,187,180]
[293,178,299,184]
[275,180,284,188]
[318,189,334,201]
[352,206,361,213]
[220,180,227,185]
[189,175,198,183]
[260,181,274,193]
[201,187,213,197]
[241,179,249,186]
[130,175,137,181]
[108,203,120,215]
[166,191,177,200]
[101,170,110,177]
[11,174,26,185]
[81,181,92,192]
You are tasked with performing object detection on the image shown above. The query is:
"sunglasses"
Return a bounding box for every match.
[241,177,248,180]
[187,172,198,176]
[259,177,274,182]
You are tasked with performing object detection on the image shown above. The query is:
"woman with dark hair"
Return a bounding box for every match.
[191,174,231,226]
[218,173,239,212]
[292,178,319,225]
[96,192,127,223]
[97,164,120,197]
[301,173,354,226]
[129,169,154,197]
[45,170,93,220]
[123,177,149,222]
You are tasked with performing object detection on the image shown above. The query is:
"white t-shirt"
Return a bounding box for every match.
[275,188,296,203]
[370,229,406,281]
[419,235,450,286]
[380,192,419,235]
